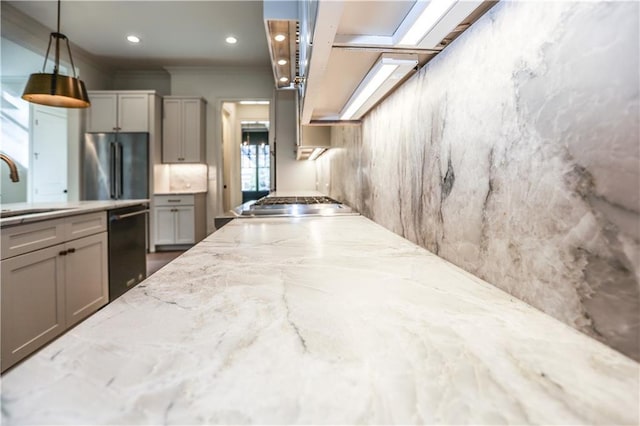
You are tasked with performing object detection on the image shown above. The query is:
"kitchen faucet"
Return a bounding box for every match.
[0,153,20,182]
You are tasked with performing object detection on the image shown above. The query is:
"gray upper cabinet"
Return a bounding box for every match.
[162,97,206,163]
[86,91,152,132]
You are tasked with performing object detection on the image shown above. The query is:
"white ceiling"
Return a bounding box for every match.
[6,0,271,69]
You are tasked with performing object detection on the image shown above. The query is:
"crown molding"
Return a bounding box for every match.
[163,66,272,76]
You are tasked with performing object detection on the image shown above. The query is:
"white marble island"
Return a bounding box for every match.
[1,215,638,425]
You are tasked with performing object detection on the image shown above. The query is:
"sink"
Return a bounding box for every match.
[0,208,72,218]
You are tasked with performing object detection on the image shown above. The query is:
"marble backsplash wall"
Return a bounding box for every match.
[154,164,208,193]
[317,1,639,360]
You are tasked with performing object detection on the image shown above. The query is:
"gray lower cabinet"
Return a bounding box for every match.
[1,244,66,370]
[64,232,109,327]
[1,212,109,372]
[155,205,195,245]
[154,194,206,248]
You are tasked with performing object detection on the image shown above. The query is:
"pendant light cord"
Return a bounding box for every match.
[57,0,61,34]
[40,0,79,78]
[53,0,61,74]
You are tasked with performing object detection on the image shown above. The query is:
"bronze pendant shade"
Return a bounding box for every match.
[22,0,90,108]
[23,72,89,108]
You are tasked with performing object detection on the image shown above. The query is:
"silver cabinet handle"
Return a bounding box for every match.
[117,142,124,198]
[112,209,149,220]
[110,142,117,198]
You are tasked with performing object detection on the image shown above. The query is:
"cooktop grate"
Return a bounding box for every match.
[252,196,340,206]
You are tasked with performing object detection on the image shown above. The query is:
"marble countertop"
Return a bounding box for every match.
[1,215,638,424]
[0,199,149,227]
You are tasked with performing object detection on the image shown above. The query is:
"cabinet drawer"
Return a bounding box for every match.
[1,218,67,260]
[154,195,194,206]
[66,212,107,241]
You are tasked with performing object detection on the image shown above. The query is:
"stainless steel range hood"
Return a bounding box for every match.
[263,1,299,90]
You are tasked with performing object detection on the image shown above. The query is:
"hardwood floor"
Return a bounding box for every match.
[146,251,185,276]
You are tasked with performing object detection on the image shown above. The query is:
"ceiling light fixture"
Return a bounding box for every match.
[395,0,483,48]
[340,54,418,121]
[226,36,238,44]
[21,0,90,108]
[127,35,140,43]
[277,59,288,66]
[398,0,456,45]
[265,17,294,89]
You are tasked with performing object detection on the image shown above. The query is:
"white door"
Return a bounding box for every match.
[32,106,68,203]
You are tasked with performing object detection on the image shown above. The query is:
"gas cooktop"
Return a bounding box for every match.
[252,196,341,206]
[238,195,356,217]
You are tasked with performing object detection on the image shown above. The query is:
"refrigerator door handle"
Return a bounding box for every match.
[109,142,117,199]
[118,143,124,199]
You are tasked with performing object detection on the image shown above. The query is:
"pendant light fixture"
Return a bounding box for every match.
[22,0,90,108]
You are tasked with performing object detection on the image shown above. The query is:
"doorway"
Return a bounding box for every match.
[240,127,269,203]
[31,105,68,202]
[221,100,270,212]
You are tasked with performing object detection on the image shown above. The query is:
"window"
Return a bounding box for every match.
[1,79,30,203]
[240,130,270,201]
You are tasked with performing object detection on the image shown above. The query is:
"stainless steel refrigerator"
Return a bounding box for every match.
[82,133,149,200]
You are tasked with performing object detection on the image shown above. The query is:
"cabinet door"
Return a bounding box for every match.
[118,94,149,132]
[162,99,183,162]
[65,233,109,327]
[174,206,195,244]
[1,245,66,372]
[155,207,177,244]
[182,99,203,162]
[86,93,118,132]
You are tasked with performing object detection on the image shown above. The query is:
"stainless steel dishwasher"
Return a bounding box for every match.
[108,204,148,301]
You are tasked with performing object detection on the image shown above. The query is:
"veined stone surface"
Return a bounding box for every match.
[317,1,640,360]
[2,216,638,424]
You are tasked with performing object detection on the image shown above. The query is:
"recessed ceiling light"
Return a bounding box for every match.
[279,77,289,82]
[127,35,140,43]
[226,36,237,44]
[274,34,286,42]
[277,59,287,66]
